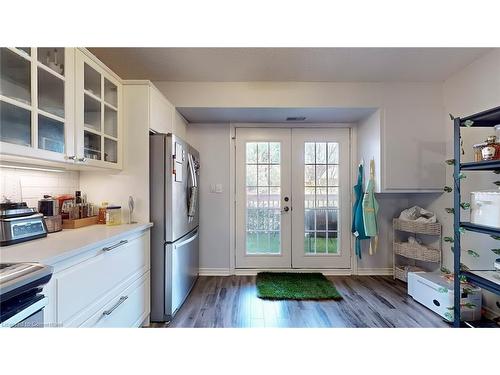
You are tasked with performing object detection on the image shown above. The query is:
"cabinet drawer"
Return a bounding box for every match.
[80,271,150,327]
[56,233,149,325]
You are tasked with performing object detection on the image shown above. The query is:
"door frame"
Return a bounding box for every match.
[229,123,359,274]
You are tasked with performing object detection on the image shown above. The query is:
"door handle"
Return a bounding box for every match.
[102,240,128,252]
[102,296,128,316]
[174,231,199,249]
[283,206,290,213]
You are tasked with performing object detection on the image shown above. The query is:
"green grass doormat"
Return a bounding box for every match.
[256,272,342,300]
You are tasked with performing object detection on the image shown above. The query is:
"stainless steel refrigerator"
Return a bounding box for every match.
[150,133,200,322]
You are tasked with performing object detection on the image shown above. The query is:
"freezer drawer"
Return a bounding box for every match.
[171,228,199,315]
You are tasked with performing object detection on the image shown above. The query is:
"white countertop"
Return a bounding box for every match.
[0,222,153,266]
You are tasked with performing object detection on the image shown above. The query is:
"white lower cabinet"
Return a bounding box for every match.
[80,271,150,328]
[43,229,150,328]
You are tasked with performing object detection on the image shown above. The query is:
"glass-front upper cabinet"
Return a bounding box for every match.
[75,50,122,169]
[0,48,75,162]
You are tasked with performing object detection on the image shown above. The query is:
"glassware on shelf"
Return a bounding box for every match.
[37,48,64,75]
[84,131,101,160]
[104,138,117,163]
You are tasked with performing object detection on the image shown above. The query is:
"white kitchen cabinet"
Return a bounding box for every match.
[149,84,174,134]
[357,108,445,193]
[0,48,124,170]
[42,229,151,328]
[80,271,150,328]
[0,47,75,163]
[75,49,123,169]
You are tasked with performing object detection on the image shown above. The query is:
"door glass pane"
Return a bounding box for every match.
[104,78,117,107]
[245,141,281,255]
[84,131,101,160]
[0,48,31,105]
[104,105,117,137]
[38,114,64,153]
[84,63,101,97]
[38,67,64,118]
[304,141,340,254]
[104,137,117,163]
[84,94,101,131]
[0,101,31,146]
[37,48,64,75]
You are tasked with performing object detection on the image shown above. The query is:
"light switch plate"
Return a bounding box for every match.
[215,184,223,193]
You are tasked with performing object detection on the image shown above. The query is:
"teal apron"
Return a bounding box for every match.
[352,164,370,259]
[362,160,379,255]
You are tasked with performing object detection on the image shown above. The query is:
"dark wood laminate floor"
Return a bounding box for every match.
[154,275,450,328]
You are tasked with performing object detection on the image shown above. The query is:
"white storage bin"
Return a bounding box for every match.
[471,190,500,229]
[408,272,482,322]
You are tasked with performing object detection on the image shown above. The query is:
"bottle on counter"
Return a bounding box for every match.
[97,202,108,224]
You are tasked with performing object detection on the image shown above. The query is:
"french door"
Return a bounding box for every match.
[235,127,351,269]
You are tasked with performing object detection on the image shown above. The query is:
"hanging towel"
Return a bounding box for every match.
[362,159,379,255]
[352,163,370,259]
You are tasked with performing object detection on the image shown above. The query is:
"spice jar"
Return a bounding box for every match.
[105,206,122,226]
[97,202,108,224]
[481,135,500,161]
[473,142,486,162]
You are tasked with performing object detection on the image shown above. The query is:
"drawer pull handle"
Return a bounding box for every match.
[102,296,128,316]
[102,240,128,252]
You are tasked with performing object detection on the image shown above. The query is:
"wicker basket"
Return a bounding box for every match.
[394,241,441,263]
[394,265,424,282]
[393,218,441,235]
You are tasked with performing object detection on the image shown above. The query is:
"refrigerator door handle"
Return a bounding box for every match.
[187,153,198,187]
[174,230,199,249]
[187,153,198,220]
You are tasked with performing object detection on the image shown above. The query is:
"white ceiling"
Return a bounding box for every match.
[177,107,376,124]
[89,48,490,82]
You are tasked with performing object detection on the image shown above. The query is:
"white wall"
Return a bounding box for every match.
[426,49,500,316]
[357,109,381,192]
[157,80,446,273]
[186,123,231,270]
[0,167,79,208]
[184,120,415,273]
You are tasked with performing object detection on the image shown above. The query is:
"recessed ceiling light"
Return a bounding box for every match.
[286,116,306,121]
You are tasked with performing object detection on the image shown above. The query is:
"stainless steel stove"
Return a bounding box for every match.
[0,263,53,327]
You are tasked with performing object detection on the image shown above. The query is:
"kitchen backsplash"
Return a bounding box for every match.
[0,167,80,208]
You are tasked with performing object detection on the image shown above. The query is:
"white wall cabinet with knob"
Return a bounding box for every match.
[74,49,123,170]
[0,47,75,164]
[0,48,123,170]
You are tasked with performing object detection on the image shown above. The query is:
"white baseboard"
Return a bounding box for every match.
[199,268,231,276]
[357,267,394,276]
[199,267,393,276]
